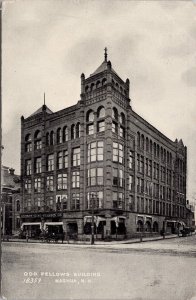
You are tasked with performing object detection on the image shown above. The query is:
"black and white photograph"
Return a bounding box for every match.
[1,1,196,299]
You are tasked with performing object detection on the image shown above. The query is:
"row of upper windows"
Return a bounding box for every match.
[85,78,107,93]
[137,132,173,164]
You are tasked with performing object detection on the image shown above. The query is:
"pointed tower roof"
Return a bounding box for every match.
[90,47,118,77]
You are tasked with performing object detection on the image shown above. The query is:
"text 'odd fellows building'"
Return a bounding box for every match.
[20,51,188,239]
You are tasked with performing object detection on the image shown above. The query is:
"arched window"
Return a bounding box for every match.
[90,83,95,91]
[76,123,80,138]
[102,78,107,86]
[50,131,54,145]
[25,134,32,152]
[97,106,105,119]
[96,81,101,89]
[71,124,76,140]
[16,200,20,212]
[141,134,144,150]
[116,83,119,89]
[161,147,163,161]
[146,137,149,152]
[169,153,172,165]
[34,130,42,150]
[46,132,50,145]
[167,151,169,164]
[120,113,125,125]
[63,126,68,142]
[164,149,166,162]
[34,130,41,139]
[112,107,118,121]
[25,134,31,142]
[57,128,62,144]
[154,142,156,157]
[86,110,94,122]
[150,140,152,153]
[157,144,160,158]
[145,221,151,232]
[137,132,140,148]
[85,85,89,92]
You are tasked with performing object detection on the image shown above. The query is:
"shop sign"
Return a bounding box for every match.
[20,212,63,219]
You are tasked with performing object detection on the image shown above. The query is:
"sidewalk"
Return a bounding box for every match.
[2,233,182,245]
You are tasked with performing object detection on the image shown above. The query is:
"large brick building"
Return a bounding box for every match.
[20,52,187,238]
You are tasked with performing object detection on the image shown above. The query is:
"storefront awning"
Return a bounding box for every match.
[111,216,126,227]
[21,222,41,230]
[44,222,63,230]
[84,216,106,227]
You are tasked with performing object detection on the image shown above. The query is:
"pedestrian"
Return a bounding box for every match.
[26,232,29,243]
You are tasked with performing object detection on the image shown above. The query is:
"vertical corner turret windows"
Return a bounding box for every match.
[88,141,104,162]
[113,142,123,163]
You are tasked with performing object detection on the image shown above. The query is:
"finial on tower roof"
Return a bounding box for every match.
[104,47,107,62]
[44,92,46,105]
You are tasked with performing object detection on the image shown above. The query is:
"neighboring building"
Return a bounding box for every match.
[20,51,188,238]
[1,166,21,235]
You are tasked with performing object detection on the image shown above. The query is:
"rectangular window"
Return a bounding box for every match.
[62,194,68,210]
[46,176,54,191]
[34,197,41,211]
[97,141,104,161]
[88,142,96,162]
[87,124,94,135]
[113,192,118,208]
[129,175,133,191]
[26,143,32,152]
[72,147,80,166]
[128,195,133,210]
[47,154,54,171]
[120,126,125,138]
[27,198,31,211]
[34,177,41,193]
[88,168,103,186]
[24,179,31,193]
[97,120,105,132]
[57,173,67,190]
[113,168,118,186]
[57,152,63,169]
[35,140,42,150]
[35,157,42,173]
[112,121,118,134]
[72,171,80,188]
[71,193,80,210]
[87,192,103,209]
[113,142,123,163]
[25,160,32,175]
[64,150,68,168]
[46,196,53,209]
[129,151,134,169]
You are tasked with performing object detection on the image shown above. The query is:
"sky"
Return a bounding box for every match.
[2,0,196,202]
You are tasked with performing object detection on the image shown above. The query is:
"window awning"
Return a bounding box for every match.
[21,222,41,229]
[44,222,63,230]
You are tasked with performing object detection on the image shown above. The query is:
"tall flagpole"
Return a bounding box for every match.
[0,1,3,298]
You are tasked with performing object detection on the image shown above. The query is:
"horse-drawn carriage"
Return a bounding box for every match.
[39,230,65,243]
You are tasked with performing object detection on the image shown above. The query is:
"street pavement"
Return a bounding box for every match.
[2,235,196,300]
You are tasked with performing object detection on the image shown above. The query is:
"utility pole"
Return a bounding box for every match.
[91,193,95,245]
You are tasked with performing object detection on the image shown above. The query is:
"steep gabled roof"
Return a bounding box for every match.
[29,105,53,117]
[90,60,118,77]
